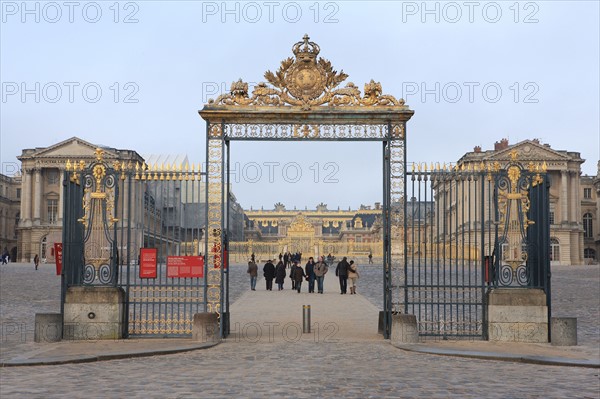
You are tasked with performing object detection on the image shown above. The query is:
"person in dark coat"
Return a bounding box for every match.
[335,256,351,294]
[275,260,286,290]
[294,262,306,294]
[305,257,316,293]
[263,260,276,291]
[292,261,306,293]
[289,262,297,289]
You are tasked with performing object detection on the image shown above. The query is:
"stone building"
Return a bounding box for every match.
[0,173,21,261]
[16,137,145,263]
[456,138,591,265]
[15,139,246,264]
[580,161,600,263]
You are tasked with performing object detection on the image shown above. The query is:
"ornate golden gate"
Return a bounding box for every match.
[200,35,413,338]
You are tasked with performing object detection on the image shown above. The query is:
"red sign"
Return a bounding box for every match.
[140,248,158,279]
[54,243,63,276]
[167,256,204,278]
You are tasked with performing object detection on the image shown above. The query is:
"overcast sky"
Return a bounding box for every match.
[2,1,599,210]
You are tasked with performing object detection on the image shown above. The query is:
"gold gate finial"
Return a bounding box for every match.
[95,147,105,161]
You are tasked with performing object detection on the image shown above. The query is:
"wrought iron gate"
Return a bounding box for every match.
[403,151,550,338]
[61,149,207,337]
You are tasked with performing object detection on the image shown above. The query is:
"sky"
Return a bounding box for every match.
[1,0,599,210]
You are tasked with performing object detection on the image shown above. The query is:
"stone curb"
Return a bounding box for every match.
[392,344,600,369]
[0,341,220,368]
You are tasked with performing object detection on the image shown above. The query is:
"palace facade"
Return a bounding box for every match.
[15,137,245,264]
[454,139,598,265]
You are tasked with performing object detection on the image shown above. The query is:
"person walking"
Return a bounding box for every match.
[348,260,359,294]
[247,260,258,291]
[305,257,316,293]
[263,259,276,291]
[275,260,286,291]
[335,256,350,294]
[289,261,297,290]
[34,254,40,270]
[292,261,306,293]
[314,256,329,294]
[368,252,373,264]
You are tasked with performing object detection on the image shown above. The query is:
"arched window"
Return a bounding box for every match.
[550,238,560,262]
[583,213,593,238]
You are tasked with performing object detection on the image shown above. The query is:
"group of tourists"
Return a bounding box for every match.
[247,255,360,295]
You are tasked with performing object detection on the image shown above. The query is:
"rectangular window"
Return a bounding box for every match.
[47,199,58,223]
[549,211,555,225]
[47,170,58,185]
[584,188,592,199]
[16,188,21,199]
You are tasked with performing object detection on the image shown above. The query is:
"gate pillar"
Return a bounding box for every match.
[485,288,548,343]
[63,286,125,340]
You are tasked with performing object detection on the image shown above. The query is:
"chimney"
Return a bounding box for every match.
[532,139,540,144]
[374,202,381,210]
[474,146,482,153]
[494,138,509,151]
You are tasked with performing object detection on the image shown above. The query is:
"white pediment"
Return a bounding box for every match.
[33,137,119,159]
[486,141,570,162]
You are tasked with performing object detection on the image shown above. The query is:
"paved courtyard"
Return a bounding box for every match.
[0,261,599,398]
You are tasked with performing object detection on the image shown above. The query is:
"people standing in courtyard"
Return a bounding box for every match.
[368,252,373,264]
[275,260,286,291]
[314,256,329,294]
[247,260,258,291]
[335,256,350,294]
[34,254,40,270]
[292,261,306,293]
[263,259,275,291]
[348,260,359,294]
[305,257,316,293]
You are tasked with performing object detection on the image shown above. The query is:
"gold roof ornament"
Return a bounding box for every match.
[207,34,406,111]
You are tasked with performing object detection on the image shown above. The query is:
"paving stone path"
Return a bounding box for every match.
[1,262,599,397]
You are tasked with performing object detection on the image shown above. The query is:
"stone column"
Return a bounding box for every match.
[58,169,64,221]
[21,169,32,222]
[33,168,42,222]
[560,170,568,223]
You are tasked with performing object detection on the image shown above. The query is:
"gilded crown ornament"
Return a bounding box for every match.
[208,34,406,110]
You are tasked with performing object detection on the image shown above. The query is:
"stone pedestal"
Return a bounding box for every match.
[35,313,62,342]
[551,317,577,346]
[391,314,419,345]
[192,313,220,343]
[63,286,125,340]
[486,288,548,343]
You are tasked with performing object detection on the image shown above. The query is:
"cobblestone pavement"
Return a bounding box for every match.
[1,262,599,397]
[1,340,599,398]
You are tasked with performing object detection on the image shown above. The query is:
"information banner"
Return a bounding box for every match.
[167,256,204,278]
[54,243,63,276]
[140,248,158,279]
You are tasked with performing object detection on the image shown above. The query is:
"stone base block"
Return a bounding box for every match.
[551,317,577,346]
[488,322,548,342]
[63,286,125,340]
[486,288,548,343]
[192,313,220,343]
[391,314,419,345]
[35,313,62,343]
